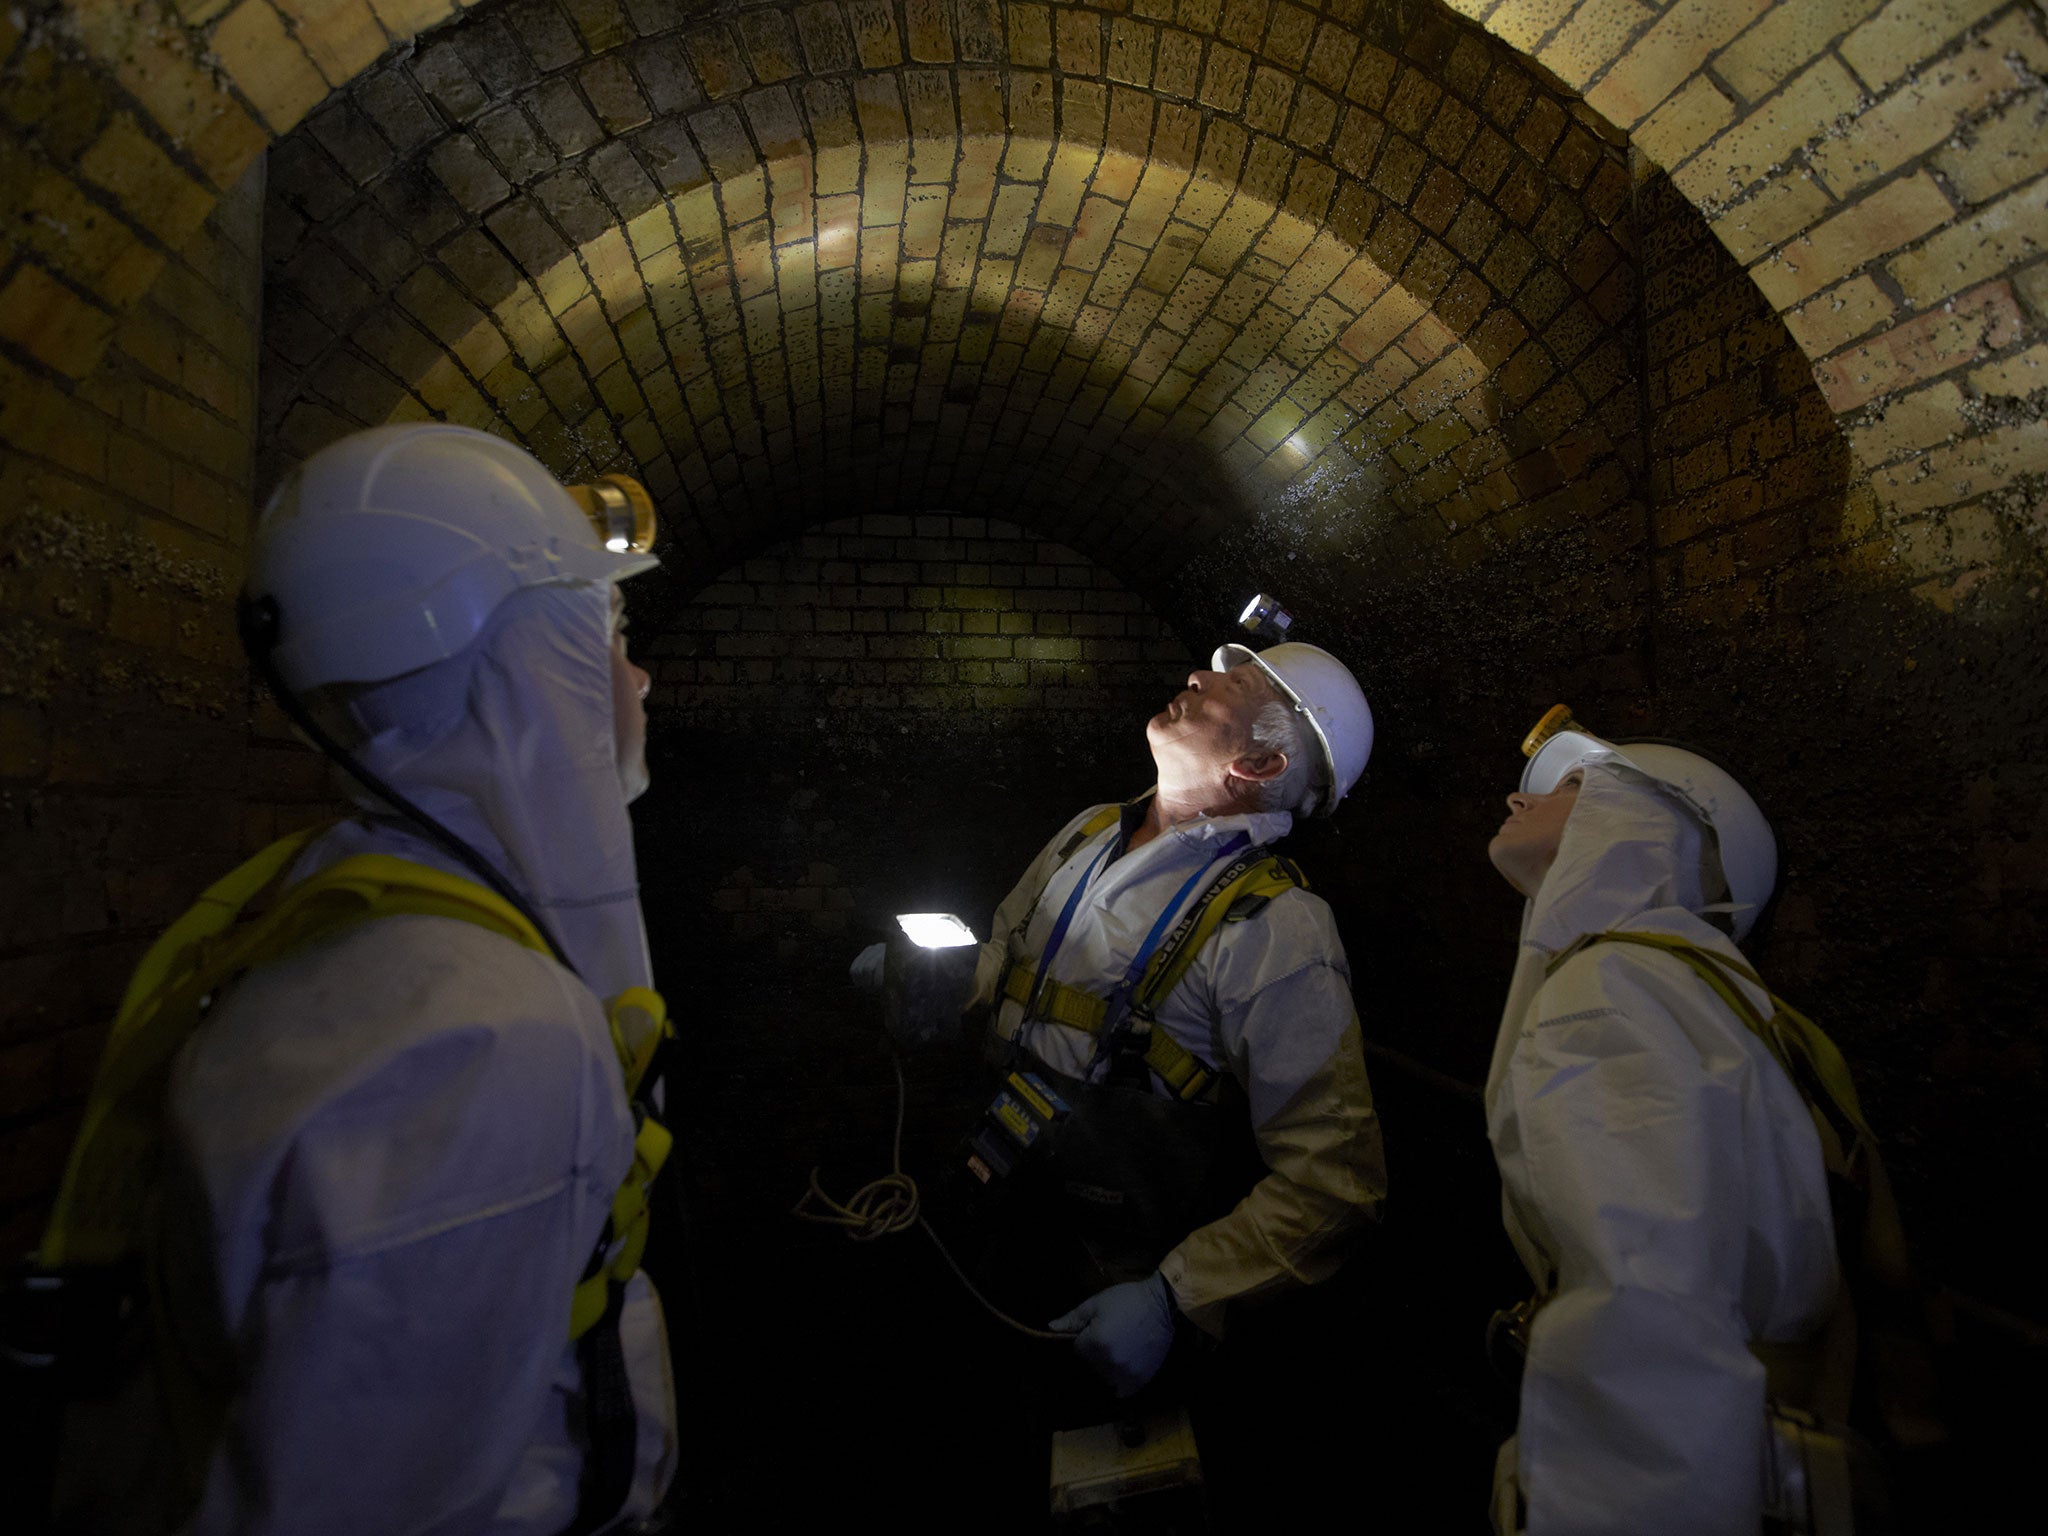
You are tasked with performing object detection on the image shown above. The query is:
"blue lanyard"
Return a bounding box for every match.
[1115,831,1248,1007]
[1024,836,1117,1022]
[1025,827,1251,1033]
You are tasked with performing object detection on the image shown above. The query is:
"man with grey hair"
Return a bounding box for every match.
[963,639,1385,1396]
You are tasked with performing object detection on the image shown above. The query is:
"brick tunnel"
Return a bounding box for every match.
[4,0,2047,1527]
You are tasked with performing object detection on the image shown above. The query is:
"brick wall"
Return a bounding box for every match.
[7,1,2045,548]
[649,511,1184,729]
[1632,159,2048,1322]
[640,509,1187,946]
[1446,0,2048,530]
[0,165,335,1255]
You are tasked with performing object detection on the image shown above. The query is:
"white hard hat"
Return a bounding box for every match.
[1521,705,1778,939]
[1212,641,1373,815]
[250,424,659,691]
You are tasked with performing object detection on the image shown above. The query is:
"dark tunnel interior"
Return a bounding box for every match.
[6,0,2048,1528]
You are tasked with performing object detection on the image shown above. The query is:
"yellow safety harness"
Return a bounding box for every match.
[25,826,674,1527]
[1546,930,1874,1187]
[997,806,1307,1102]
[41,823,673,1337]
[1545,930,1940,1456]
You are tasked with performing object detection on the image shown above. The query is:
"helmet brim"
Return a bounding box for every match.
[1522,728,1633,794]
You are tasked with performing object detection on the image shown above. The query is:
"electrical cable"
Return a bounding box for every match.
[793,1052,1071,1342]
[239,597,580,978]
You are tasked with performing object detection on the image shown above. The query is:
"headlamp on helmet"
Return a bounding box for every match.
[565,475,658,555]
[1516,703,1779,940]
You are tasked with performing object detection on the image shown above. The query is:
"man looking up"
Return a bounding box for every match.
[1482,708,1850,1534]
[965,639,1387,1396]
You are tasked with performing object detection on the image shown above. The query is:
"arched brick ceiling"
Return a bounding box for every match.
[255,0,1641,586]
[8,0,2044,561]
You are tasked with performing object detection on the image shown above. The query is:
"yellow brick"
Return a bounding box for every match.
[1846,379,1965,463]
[720,166,769,228]
[1813,281,2019,410]
[1888,173,2048,306]
[187,97,270,192]
[529,245,589,316]
[453,315,509,381]
[1872,418,2048,514]
[1055,9,1100,75]
[1329,257,1390,314]
[0,263,117,375]
[1751,171,1953,308]
[77,113,216,249]
[958,68,1006,140]
[1005,71,1055,180]
[1584,0,1771,127]
[1490,0,1576,55]
[1007,4,1051,69]
[276,0,388,85]
[1538,0,1655,91]
[362,0,457,35]
[1674,55,1864,202]
[1711,174,1833,264]
[1632,73,1736,169]
[1841,0,2010,93]
[1782,274,1895,355]
[1039,145,1096,227]
[1811,40,2023,195]
[1969,342,2048,399]
[1936,84,2048,204]
[65,8,265,188]
[905,0,954,63]
[1713,0,1883,101]
[210,1,331,133]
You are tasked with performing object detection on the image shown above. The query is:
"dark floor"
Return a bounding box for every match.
[644,933,1524,1532]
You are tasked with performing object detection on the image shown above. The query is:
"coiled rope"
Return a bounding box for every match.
[794,1053,1069,1341]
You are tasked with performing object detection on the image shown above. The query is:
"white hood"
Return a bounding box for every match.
[1486,762,1727,1111]
[1481,762,1838,1535]
[295,581,652,1001]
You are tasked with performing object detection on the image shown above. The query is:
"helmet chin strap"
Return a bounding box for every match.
[238,595,580,979]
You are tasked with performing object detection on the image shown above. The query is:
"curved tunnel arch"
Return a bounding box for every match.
[6,0,2041,549]
[256,8,1639,594]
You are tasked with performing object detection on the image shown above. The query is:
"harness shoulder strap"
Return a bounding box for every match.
[28,833,672,1534]
[1000,804,1127,961]
[1545,930,1872,1166]
[1132,853,1306,1020]
[1128,852,1305,1100]
[1058,804,1125,863]
[999,850,1307,1102]
[1548,930,1942,1447]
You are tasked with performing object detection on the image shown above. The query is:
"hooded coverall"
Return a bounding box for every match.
[59,584,677,1536]
[1486,764,1838,1536]
[967,798,1386,1333]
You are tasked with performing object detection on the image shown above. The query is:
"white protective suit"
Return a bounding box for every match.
[1485,764,1838,1536]
[968,797,1386,1333]
[166,583,677,1535]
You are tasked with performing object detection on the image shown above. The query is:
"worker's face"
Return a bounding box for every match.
[1147,664,1287,789]
[1488,769,1584,897]
[610,587,650,803]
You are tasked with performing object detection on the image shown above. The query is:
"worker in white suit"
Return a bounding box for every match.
[31,425,678,1536]
[963,642,1387,1396]
[1483,706,1842,1535]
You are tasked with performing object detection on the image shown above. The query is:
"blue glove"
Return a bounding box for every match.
[849,942,886,992]
[1050,1273,1178,1397]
